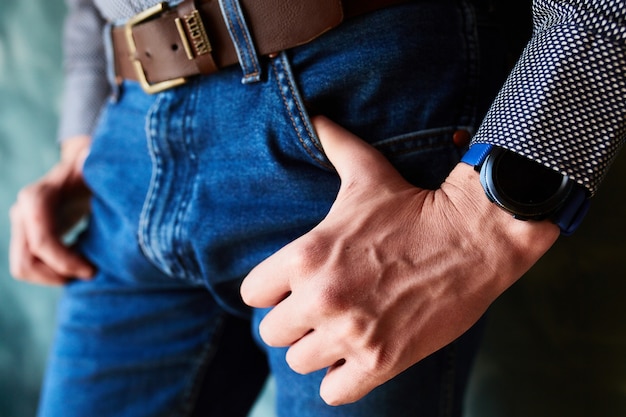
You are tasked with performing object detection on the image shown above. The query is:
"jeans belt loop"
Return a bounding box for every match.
[218,0,262,84]
[102,22,122,101]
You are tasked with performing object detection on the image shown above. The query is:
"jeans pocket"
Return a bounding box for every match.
[271,48,472,189]
[269,51,332,171]
[371,127,474,189]
[269,0,480,188]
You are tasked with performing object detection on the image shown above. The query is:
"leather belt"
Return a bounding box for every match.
[112,0,412,93]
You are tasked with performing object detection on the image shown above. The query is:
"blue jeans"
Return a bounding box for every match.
[38,1,508,416]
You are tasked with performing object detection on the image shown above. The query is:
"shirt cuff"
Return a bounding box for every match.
[473,19,626,196]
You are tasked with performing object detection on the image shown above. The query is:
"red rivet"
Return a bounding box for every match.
[452,129,471,147]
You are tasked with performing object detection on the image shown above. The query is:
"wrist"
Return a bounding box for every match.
[461,143,590,235]
[441,163,560,292]
[443,163,558,234]
[48,135,92,190]
[60,135,91,167]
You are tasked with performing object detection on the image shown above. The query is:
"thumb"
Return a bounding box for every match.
[312,116,400,186]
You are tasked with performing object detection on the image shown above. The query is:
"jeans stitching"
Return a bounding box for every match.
[229,0,259,77]
[372,126,475,157]
[220,0,260,80]
[137,93,166,269]
[271,53,332,169]
[172,84,203,283]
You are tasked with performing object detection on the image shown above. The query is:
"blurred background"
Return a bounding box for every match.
[1,0,624,416]
[1,0,65,415]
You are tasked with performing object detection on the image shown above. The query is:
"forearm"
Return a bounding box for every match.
[60,134,91,163]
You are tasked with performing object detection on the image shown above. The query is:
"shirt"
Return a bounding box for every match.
[59,0,626,196]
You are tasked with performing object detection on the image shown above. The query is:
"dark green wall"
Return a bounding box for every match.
[465,149,626,417]
[1,1,624,416]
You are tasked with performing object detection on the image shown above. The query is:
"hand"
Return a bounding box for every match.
[9,135,95,285]
[241,116,559,405]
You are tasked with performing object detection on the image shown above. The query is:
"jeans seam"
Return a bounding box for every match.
[138,93,167,270]
[176,313,227,417]
[271,53,333,169]
[173,83,203,283]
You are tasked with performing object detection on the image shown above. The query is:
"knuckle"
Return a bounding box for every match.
[28,232,49,253]
[9,266,25,280]
[15,185,36,205]
[360,342,397,379]
[310,283,350,315]
[9,258,33,281]
[362,349,388,376]
[291,232,330,273]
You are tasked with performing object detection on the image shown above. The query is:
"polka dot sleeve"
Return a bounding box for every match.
[472,0,626,196]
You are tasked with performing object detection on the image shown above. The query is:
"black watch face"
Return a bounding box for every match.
[481,149,572,220]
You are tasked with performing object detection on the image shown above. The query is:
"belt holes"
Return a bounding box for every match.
[171,44,179,51]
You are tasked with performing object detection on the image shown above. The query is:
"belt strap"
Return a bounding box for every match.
[112,0,412,93]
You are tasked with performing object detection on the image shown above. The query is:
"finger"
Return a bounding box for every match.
[240,241,299,308]
[285,330,345,375]
[257,291,316,347]
[15,202,94,280]
[28,230,94,279]
[311,116,400,185]
[319,359,381,406]
[13,257,73,286]
[9,213,71,285]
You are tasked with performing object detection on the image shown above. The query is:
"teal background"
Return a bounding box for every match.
[1,0,624,416]
[1,0,65,416]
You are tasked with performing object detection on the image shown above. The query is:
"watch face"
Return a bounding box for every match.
[481,148,573,220]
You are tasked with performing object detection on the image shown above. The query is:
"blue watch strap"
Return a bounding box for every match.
[461,143,590,235]
[460,142,492,166]
[555,186,590,236]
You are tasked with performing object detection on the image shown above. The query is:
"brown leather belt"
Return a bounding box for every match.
[112,0,412,93]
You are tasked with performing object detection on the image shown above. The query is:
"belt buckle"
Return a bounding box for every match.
[125,2,187,94]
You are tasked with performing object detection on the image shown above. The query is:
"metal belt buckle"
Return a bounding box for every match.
[125,2,187,94]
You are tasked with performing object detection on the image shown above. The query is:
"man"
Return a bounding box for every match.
[9,0,626,415]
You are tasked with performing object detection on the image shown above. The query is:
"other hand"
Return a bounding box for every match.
[9,135,95,285]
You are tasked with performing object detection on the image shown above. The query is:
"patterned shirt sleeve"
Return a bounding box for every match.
[472,0,626,196]
[57,0,110,142]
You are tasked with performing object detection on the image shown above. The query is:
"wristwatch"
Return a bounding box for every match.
[461,143,590,235]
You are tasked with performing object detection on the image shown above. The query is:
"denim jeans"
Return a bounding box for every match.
[38,1,509,416]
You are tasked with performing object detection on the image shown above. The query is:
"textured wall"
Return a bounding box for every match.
[1,1,624,417]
